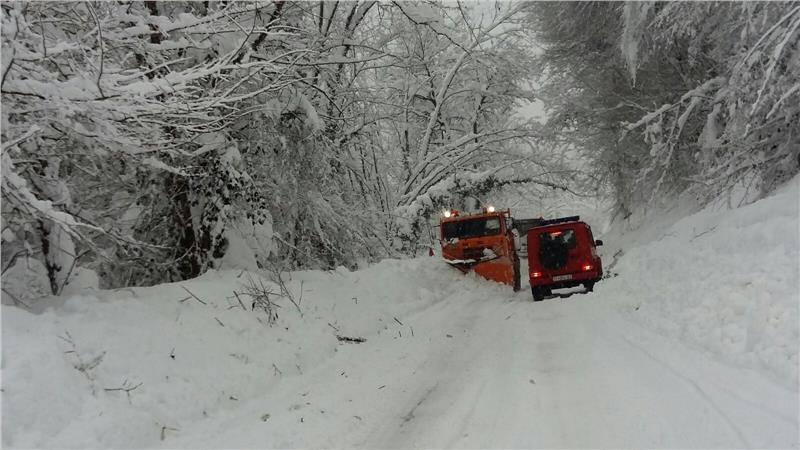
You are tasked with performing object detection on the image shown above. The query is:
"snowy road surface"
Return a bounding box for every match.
[4,179,798,448]
[167,282,797,449]
[5,261,798,449]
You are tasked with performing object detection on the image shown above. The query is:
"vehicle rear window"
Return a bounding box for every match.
[443,217,501,240]
[539,228,576,249]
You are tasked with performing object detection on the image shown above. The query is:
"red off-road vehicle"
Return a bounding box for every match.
[526,216,603,301]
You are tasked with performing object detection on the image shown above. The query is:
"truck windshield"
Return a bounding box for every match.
[442,217,501,240]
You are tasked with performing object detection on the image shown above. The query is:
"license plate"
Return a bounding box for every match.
[552,274,572,282]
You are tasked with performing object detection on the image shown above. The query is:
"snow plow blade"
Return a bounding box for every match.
[447,256,516,287]
[472,257,516,286]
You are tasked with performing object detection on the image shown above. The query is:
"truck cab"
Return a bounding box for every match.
[439,207,521,291]
[526,216,603,301]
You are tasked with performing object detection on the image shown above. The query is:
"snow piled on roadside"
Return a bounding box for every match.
[1,257,484,449]
[599,175,800,388]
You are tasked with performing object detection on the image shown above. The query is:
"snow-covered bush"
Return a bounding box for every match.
[0,2,282,290]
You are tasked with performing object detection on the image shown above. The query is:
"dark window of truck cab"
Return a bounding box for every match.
[443,217,501,240]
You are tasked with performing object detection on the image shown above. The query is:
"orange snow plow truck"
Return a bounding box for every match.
[438,207,521,291]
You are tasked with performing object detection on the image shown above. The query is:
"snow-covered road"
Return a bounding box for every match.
[4,178,798,449]
[167,283,797,449]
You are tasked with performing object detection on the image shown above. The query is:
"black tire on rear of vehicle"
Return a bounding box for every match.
[584,281,595,292]
[531,286,545,302]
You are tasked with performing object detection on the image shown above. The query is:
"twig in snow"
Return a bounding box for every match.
[327,322,340,332]
[2,287,30,310]
[298,280,304,305]
[690,226,718,242]
[160,425,179,441]
[264,263,302,316]
[59,332,104,391]
[215,317,225,327]
[241,275,280,324]
[393,317,404,326]
[232,291,248,311]
[180,286,207,305]
[336,335,366,343]
[273,363,282,376]
[104,380,143,404]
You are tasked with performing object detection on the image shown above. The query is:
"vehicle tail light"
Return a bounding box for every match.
[582,264,593,271]
[531,271,542,278]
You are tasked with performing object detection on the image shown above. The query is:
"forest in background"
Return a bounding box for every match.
[2,1,798,299]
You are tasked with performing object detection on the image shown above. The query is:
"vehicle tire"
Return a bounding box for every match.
[531,286,545,302]
[584,281,595,292]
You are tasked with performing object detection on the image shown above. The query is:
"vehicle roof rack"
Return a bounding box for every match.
[537,215,580,226]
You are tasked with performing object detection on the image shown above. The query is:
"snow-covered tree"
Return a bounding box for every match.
[528,1,800,221]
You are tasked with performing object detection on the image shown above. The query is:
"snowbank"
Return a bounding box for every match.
[1,257,498,448]
[598,175,800,387]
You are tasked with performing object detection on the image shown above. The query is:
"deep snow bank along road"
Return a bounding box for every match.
[171,280,798,449]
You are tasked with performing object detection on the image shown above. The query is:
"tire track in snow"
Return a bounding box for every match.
[368,292,516,447]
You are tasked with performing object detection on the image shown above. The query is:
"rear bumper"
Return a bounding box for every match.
[530,269,601,289]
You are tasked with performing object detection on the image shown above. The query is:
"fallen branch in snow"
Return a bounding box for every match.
[58,331,104,394]
[336,335,367,344]
[180,286,207,305]
[265,263,302,317]
[231,291,248,311]
[104,380,143,404]
[160,425,179,442]
[239,276,280,324]
[1,287,30,310]
[690,226,718,242]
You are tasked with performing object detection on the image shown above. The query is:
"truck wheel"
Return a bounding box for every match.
[584,282,595,292]
[531,286,545,302]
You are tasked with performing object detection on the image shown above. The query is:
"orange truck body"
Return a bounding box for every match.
[438,208,520,291]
